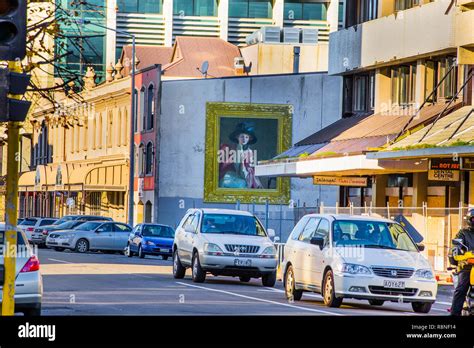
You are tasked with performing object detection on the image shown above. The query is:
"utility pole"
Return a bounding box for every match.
[1,0,30,316]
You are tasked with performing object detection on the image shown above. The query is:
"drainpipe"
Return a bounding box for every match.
[293,46,300,74]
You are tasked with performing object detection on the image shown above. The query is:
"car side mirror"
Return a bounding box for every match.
[310,237,325,250]
[267,228,275,238]
[416,243,425,252]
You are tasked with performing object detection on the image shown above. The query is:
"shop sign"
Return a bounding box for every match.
[313,176,368,187]
[430,158,460,171]
[461,158,474,171]
[428,169,460,182]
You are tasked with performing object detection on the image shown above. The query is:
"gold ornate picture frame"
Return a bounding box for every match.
[204,102,292,204]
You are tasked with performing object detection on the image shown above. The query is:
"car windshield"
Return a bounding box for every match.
[142,225,175,238]
[53,216,76,225]
[201,214,266,237]
[332,220,418,252]
[73,221,101,231]
[54,220,84,230]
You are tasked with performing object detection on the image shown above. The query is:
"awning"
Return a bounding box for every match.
[256,154,428,178]
[367,106,474,160]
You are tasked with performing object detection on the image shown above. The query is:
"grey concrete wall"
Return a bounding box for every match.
[328,25,362,76]
[158,73,342,240]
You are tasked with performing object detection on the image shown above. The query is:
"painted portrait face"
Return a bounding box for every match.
[238,133,250,145]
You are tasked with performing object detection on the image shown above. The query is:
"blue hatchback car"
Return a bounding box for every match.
[126,223,175,260]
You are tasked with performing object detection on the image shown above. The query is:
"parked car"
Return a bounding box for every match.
[126,224,175,260]
[31,220,89,248]
[52,215,113,226]
[18,217,58,242]
[282,214,437,313]
[0,223,43,315]
[173,208,278,286]
[46,221,132,253]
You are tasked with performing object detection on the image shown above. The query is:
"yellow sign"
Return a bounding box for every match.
[313,176,368,187]
[428,169,460,182]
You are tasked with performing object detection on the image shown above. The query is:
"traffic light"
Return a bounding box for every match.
[0,0,27,61]
[0,67,31,122]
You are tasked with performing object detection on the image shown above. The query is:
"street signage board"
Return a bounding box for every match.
[428,169,460,182]
[313,176,368,187]
[461,157,474,171]
[429,158,460,171]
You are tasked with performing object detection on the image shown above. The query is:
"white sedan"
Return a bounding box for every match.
[282,215,437,313]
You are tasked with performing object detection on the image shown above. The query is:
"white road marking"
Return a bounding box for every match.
[47,258,73,264]
[176,282,342,316]
[436,301,452,306]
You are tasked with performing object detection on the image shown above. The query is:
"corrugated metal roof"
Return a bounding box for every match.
[121,45,174,76]
[385,106,474,150]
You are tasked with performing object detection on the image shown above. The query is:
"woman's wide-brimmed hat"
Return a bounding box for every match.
[229,122,257,144]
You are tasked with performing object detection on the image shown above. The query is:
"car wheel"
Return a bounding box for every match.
[138,245,145,259]
[126,244,133,258]
[239,276,251,282]
[54,247,65,252]
[173,250,186,279]
[368,299,385,306]
[262,271,277,287]
[285,265,303,301]
[162,255,169,261]
[23,305,41,316]
[192,252,206,283]
[75,239,89,253]
[322,270,343,308]
[412,302,432,313]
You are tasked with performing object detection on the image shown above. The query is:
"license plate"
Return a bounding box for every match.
[234,259,252,267]
[49,238,55,243]
[33,233,41,238]
[383,280,405,289]
[160,248,169,253]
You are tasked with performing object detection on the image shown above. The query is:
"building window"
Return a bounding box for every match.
[229,0,272,18]
[145,142,153,175]
[138,143,145,177]
[439,57,457,99]
[140,87,146,131]
[395,0,420,12]
[346,0,378,27]
[173,0,217,16]
[133,89,138,132]
[35,122,50,166]
[343,71,375,116]
[117,0,162,13]
[284,1,328,21]
[146,85,154,130]
[391,64,416,107]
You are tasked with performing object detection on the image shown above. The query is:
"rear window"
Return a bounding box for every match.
[39,219,56,226]
[19,218,37,226]
[142,225,175,238]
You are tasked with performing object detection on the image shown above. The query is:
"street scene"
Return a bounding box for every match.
[0,0,474,328]
[39,248,454,316]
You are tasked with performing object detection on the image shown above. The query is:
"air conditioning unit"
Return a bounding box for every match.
[301,28,318,44]
[246,26,281,45]
[283,27,300,44]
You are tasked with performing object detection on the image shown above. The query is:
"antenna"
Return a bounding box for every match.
[197,60,209,78]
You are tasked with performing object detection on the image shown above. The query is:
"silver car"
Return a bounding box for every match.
[46,221,132,253]
[0,223,43,316]
[18,217,58,242]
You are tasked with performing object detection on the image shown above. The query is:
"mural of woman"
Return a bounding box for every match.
[219,122,263,189]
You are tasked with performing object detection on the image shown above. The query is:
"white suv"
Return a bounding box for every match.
[282,214,437,313]
[173,209,278,286]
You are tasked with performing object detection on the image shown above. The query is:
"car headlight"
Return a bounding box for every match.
[338,263,372,275]
[204,243,223,255]
[145,241,155,246]
[414,269,434,279]
[260,246,277,258]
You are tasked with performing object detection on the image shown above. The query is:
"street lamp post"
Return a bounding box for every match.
[81,20,136,226]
